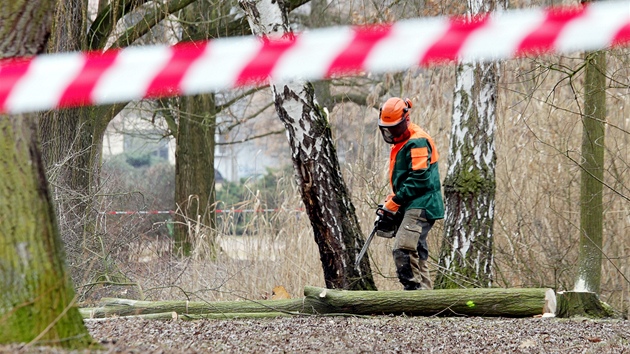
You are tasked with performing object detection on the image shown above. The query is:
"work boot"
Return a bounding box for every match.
[403,282,422,291]
[393,249,423,289]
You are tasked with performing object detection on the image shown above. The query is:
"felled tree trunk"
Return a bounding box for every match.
[84,311,293,321]
[304,286,549,317]
[82,297,334,318]
[85,287,555,319]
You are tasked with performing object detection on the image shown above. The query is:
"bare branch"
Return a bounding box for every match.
[89,0,152,50]
[109,0,198,49]
[216,129,284,146]
[219,102,274,134]
[216,86,269,113]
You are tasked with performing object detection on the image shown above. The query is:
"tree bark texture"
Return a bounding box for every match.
[39,105,112,286]
[83,286,551,318]
[240,0,376,290]
[84,311,292,321]
[575,49,606,294]
[83,296,334,318]
[0,1,92,347]
[435,0,504,290]
[170,0,227,257]
[556,291,616,318]
[435,62,497,289]
[174,94,217,256]
[304,286,548,317]
[37,0,128,285]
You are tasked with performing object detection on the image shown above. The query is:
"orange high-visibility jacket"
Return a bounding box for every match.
[388,123,444,220]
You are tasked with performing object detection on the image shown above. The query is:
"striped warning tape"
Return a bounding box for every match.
[1,1,629,114]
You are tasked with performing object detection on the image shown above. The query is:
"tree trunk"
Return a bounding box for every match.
[0,1,92,347]
[240,0,376,290]
[39,105,111,287]
[435,60,497,289]
[435,0,504,289]
[575,49,606,294]
[173,94,217,256]
[38,0,126,286]
[170,1,232,256]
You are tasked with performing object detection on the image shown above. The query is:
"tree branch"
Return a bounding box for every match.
[219,101,274,135]
[109,0,198,49]
[216,86,269,113]
[216,129,284,146]
[88,0,152,50]
[155,98,179,137]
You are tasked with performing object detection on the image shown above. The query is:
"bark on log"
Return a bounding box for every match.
[81,287,556,319]
[83,297,333,318]
[555,291,617,318]
[83,311,292,321]
[304,286,550,317]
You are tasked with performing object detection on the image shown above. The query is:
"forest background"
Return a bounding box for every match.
[34,0,630,315]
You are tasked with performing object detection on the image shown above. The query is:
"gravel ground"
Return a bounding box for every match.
[4,316,630,353]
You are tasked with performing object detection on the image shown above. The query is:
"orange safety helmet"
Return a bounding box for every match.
[378,97,413,144]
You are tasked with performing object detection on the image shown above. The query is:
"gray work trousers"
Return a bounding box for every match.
[392,208,435,290]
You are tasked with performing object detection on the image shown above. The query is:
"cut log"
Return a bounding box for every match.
[83,297,332,318]
[541,288,557,318]
[80,287,555,319]
[83,311,292,321]
[555,291,618,318]
[304,286,550,317]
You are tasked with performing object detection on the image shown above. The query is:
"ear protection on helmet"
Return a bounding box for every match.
[379,98,412,119]
[378,97,413,144]
[402,98,412,118]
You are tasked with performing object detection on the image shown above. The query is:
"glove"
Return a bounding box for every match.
[383,198,400,214]
[375,204,402,238]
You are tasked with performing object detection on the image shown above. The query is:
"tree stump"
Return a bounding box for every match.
[555,291,617,318]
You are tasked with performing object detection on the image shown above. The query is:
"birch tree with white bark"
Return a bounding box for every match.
[239,0,376,290]
[435,0,506,289]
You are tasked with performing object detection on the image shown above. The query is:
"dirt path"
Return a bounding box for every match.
[5,316,628,353]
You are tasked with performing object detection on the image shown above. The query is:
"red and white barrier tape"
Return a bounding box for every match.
[100,208,304,215]
[1,1,629,114]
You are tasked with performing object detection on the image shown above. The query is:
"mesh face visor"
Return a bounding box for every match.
[379,119,409,144]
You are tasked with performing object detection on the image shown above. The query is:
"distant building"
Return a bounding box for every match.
[102,105,283,182]
[103,108,176,165]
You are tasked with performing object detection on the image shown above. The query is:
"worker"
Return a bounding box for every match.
[376,97,444,290]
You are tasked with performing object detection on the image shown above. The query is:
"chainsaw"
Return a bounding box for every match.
[354,206,402,268]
